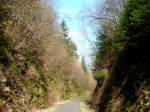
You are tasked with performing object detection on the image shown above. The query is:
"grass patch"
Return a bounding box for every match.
[38,105,59,112]
[37,100,69,112]
[80,101,91,112]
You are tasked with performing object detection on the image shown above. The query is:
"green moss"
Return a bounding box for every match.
[94,69,108,81]
[24,77,48,108]
[23,58,48,108]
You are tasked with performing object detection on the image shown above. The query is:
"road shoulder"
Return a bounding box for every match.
[80,101,92,112]
[36,100,69,112]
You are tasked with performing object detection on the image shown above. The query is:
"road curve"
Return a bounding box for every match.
[57,101,80,112]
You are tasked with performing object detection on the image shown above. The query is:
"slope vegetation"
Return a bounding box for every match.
[0,0,94,111]
[91,0,150,111]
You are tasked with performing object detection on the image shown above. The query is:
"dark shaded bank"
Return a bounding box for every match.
[91,0,150,111]
[97,45,150,112]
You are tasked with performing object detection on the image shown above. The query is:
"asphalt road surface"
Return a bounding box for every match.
[57,101,80,112]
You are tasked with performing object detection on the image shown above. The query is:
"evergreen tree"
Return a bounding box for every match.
[61,20,78,58]
[61,20,69,39]
[81,57,87,73]
[96,0,150,111]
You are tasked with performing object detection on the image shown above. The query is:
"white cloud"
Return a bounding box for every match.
[69,31,85,38]
[69,31,92,57]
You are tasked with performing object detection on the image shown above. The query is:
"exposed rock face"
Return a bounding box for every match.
[0,67,12,112]
[0,69,6,91]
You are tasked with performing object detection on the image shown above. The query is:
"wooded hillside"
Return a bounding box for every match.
[91,0,150,111]
[0,0,95,111]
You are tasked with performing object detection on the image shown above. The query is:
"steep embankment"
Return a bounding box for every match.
[0,0,95,111]
[92,0,150,111]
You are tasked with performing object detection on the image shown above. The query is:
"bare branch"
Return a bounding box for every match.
[87,15,117,24]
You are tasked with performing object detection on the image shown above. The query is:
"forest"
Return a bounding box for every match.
[91,0,150,111]
[0,0,150,112]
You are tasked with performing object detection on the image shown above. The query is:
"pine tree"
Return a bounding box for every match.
[81,57,87,73]
[61,20,69,39]
[61,20,78,58]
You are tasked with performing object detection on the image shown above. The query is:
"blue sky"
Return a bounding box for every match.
[53,0,104,69]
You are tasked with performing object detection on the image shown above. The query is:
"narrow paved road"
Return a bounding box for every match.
[57,101,80,112]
